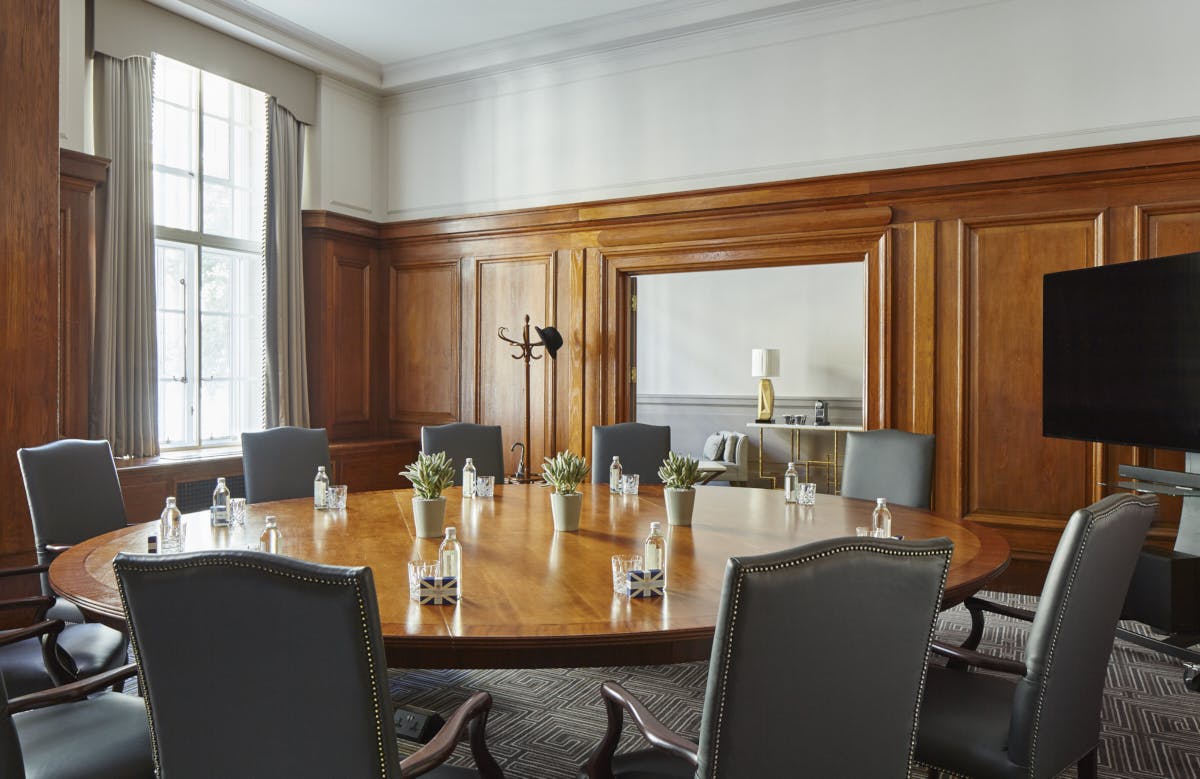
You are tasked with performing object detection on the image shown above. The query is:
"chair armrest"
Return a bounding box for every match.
[6,663,139,714]
[0,563,50,579]
[965,595,1036,623]
[44,544,72,555]
[0,619,62,648]
[0,595,54,613]
[400,691,502,779]
[586,681,699,778]
[932,640,1027,675]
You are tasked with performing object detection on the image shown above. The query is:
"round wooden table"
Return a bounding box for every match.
[50,484,1009,669]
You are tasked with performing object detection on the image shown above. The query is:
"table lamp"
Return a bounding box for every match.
[751,348,780,423]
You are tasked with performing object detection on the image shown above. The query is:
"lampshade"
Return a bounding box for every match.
[750,348,780,378]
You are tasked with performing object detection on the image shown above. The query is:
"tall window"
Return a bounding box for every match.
[152,55,267,448]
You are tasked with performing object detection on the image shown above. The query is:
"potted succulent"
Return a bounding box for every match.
[542,451,590,532]
[400,451,456,537]
[658,451,703,526]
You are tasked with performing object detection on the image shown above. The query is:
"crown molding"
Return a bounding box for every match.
[145,0,383,90]
[381,0,853,92]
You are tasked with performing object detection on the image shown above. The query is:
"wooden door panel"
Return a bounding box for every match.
[389,261,460,426]
[475,255,555,468]
[1135,205,1200,523]
[331,250,371,427]
[965,215,1101,520]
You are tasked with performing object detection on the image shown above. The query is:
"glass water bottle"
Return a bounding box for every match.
[314,466,329,509]
[783,462,800,503]
[211,477,231,526]
[609,456,623,493]
[462,458,477,498]
[643,521,666,572]
[872,498,893,538]
[439,527,462,594]
[160,497,183,553]
[260,515,283,554]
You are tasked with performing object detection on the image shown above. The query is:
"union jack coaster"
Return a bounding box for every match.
[628,569,664,598]
[419,576,459,605]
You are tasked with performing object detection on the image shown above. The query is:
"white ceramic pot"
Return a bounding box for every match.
[550,491,583,532]
[412,496,447,538]
[664,487,696,526]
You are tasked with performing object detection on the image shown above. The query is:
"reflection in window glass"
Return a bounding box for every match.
[152,54,266,449]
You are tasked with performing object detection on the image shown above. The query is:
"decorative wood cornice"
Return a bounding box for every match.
[301,209,382,240]
[59,149,110,185]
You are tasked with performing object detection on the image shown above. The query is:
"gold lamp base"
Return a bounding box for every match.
[756,377,775,423]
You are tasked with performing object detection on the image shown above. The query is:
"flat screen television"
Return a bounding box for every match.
[1043,250,1200,452]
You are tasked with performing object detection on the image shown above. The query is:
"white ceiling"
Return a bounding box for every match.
[153,0,845,92]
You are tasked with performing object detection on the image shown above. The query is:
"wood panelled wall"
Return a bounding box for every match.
[1,1,59,559]
[304,136,1200,585]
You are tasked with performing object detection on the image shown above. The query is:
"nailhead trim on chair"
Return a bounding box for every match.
[708,542,952,778]
[114,555,391,778]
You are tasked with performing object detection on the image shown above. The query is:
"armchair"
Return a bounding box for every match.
[114,549,503,778]
[584,537,954,777]
[0,563,128,698]
[917,493,1157,778]
[0,618,152,778]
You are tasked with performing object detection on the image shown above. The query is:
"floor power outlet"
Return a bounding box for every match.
[394,704,446,743]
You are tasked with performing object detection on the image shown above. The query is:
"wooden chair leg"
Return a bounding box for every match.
[1077,747,1097,779]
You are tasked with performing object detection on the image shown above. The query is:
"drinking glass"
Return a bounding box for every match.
[328,485,348,510]
[621,474,640,495]
[611,554,644,596]
[797,482,816,505]
[408,560,440,602]
[475,476,495,498]
[229,498,247,528]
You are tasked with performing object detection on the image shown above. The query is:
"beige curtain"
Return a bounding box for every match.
[263,97,310,427]
[91,54,158,456]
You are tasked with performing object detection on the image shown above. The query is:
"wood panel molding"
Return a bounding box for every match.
[58,150,109,439]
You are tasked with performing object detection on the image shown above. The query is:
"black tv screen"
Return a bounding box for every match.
[1043,251,1200,452]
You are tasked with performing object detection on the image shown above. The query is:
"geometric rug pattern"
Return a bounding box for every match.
[388,592,1200,778]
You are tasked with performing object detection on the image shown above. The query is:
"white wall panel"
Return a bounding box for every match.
[384,0,1200,219]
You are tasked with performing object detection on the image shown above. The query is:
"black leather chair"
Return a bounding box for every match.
[114,549,503,778]
[591,423,670,485]
[421,423,506,485]
[916,493,1157,779]
[240,426,331,503]
[7,439,130,697]
[840,428,935,508]
[584,537,954,778]
[0,618,152,778]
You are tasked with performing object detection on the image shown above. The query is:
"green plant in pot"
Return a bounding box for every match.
[542,451,590,532]
[658,451,702,526]
[401,451,456,537]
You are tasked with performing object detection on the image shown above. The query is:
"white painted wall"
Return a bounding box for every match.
[636,263,864,398]
[383,0,1200,220]
[303,76,388,218]
[59,0,89,152]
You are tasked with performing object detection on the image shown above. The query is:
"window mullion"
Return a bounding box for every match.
[193,71,204,447]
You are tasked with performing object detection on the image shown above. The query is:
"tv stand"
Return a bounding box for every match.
[1117,454,1200,691]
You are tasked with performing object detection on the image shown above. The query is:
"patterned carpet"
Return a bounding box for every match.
[388,592,1200,778]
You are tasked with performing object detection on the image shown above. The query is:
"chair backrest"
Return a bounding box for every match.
[695,537,953,777]
[840,429,935,508]
[240,426,331,503]
[1007,493,1156,775]
[114,550,400,779]
[18,439,129,561]
[420,423,505,484]
[590,423,671,485]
